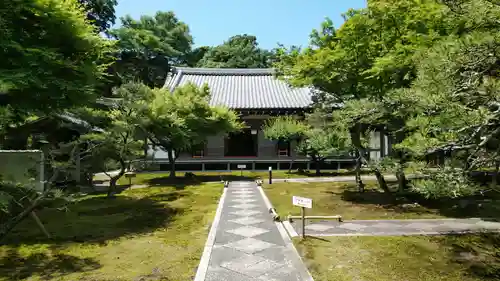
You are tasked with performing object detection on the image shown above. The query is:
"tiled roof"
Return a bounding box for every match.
[164,67,313,109]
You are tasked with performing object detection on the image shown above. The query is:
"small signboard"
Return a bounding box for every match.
[293,196,312,209]
[237,164,246,169]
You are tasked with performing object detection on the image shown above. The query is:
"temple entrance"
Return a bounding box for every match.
[225,129,258,157]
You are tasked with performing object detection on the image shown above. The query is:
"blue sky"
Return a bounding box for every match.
[115,0,366,49]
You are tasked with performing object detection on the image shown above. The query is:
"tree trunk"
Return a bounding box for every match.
[288,157,295,173]
[315,161,321,176]
[0,196,44,241]
[167,148,176,178]
[30,211,51,239]
[491,160,499,191]
[355,153,364,192]
[374,169,390,193]
[108,161,126,197]
[350,125,365,192]
[396,158,408,192]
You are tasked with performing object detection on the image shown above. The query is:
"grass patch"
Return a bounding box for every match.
[294,233,500,281]
[264,181,500,220]
[0,182,223,281]
[264,181,446,219]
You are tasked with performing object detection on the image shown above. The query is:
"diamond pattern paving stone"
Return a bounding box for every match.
[224,237,276,254]
[338,223,367,231]
[230,216,265,225]
[220,253,266,272]
[257,264,303,281]
[236,259,285,278]
[226,225,270,237]
[305,224,334,231]
[233,199,257,203]
[230,203,259,209]
[205,266,256,281]
[253,245,288,263]
[233,195,256,199]
[230,210,260,216]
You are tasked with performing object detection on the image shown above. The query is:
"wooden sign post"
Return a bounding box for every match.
[237,164,246,176]
[292,196,312,238]
[125,172,136,187]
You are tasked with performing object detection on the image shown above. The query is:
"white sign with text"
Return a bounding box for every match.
[292,196,312,209]
[237,164,246,169]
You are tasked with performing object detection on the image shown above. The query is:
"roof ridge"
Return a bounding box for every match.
[172,67,274,75]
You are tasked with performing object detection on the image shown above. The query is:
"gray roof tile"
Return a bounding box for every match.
[164,67,313,109]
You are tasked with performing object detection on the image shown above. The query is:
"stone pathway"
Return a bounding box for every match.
[286,218,500,237]
[196,181,313,281]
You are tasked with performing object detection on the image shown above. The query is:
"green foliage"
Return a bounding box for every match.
[297,128,352,161]
[196,34,273,68]
[262,116,309,141]
[144,83,243,154]
[109,11,193,87]
[0,0,114,115]
[183,46,211,67]
[396,31,500,157]
[79,0,118,33]
[263,114,351,164]
[276,0,500,197]
[411,167,480,199]
[81,82,147,182]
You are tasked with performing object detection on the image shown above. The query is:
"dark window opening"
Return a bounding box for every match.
[191,143,205,158]
[277,140,291,157]
[225,129,258,157]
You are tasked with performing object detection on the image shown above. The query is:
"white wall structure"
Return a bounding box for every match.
[0,150,44,191]
[369,131,382,160]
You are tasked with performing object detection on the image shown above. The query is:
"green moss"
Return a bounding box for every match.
[0,182,223,281]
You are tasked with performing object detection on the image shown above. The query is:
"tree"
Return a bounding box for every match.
[0,139,101,240]
[299,128,352,176]
[0,0,114,123]
[82,83,147,196]
[263,116,309,172]
[79,0,118,33]
[196,34,273,68]
[109,11,193,88]
[263,114,351,175]
[184,46,211,67]
[143,83,243,178]
[273,0,461,191]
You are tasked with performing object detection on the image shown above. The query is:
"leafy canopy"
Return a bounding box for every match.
[144,83,243,152]
[0,0,114,115]
[197,35,273,68]
[109,11,193,88]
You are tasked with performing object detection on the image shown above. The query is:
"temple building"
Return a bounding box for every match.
[148,67,391,171]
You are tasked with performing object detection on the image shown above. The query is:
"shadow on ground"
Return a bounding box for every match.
[1,191,185,246]
[145,175,257,187]
[291,169,372,177]
[0,246,101,280]
[336,184,500,220]
[438,233,500,279]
